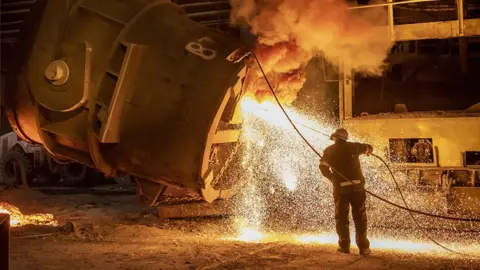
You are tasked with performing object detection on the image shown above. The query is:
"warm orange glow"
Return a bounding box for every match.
[234,96,480,257]
[231,0,392,105]
[240,97,332,133]
[228,228,480,255]
[296,233,440,253]
[0,202,58,227]
[236,227,265,242]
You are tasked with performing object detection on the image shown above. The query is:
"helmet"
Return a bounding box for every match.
[330,128,349,141]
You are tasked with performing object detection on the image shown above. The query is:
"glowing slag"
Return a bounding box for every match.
[0,202,58,227]
[230,97,480,256]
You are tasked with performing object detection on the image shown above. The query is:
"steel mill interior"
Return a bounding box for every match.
[0,0,479,269]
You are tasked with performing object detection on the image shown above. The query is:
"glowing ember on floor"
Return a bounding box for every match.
[229,229,480,255]
[236,228,265,242]
[296,233,439,253]
[0,202,58,227]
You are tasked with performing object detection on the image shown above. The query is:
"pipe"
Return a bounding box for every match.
[348,0,439,10]
[201,19,229,25]
[0,38,18,43]
[387,0,395,41]
[0,21,24,26]
[457,0,464,36]
[0,30,21,35]
[1,1,37,8]
[187,9,230,18]
[0,9,31,15]
[180,1,229,8]
[338,62,345,123]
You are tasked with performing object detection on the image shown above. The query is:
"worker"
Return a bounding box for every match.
[319,128,373,256]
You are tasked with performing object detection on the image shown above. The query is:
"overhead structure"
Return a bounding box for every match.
[340,0,480,121]
[338,0,480,213]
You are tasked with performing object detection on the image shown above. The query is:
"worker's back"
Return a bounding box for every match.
[321,140,370,194]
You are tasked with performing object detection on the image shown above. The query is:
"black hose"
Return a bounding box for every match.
[249,51,479,256]
[249,52,479,222]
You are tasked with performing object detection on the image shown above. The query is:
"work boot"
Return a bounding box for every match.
[359,248,371,256]
[337,247,350,254]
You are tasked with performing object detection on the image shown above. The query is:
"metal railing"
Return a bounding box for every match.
[349,0,468,41]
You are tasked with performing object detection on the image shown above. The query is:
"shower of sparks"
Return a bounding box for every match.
[230,97,480,256]
[236,227,265,242]
[0,202,58,227]
[282,168,297,191]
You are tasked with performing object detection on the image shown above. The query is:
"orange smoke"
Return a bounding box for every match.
[231,0,392,104]
[243,42,308,104]
[0,202,58,227]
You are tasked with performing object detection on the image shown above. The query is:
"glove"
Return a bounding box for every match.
[365,145,373,156]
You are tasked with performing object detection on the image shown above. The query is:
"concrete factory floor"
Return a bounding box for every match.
[2,187,479,270]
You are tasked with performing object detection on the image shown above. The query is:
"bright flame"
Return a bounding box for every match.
[240,97,326,131]
[0,202,58,227]
[296,233,439,253]
[228,229,478,254]
[229,229,479,254]
[234,96,480,258]
[282,169,297,191]
[237,227,265,242]
[297,234,337,244]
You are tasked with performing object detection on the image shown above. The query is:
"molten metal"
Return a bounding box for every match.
[0,202,58,227]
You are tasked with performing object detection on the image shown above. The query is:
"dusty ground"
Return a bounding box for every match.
[1,187,479,270]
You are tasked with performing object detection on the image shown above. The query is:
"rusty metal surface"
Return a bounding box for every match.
[157,199,232,219]
[135,178,166,207]
[7,0,245,199]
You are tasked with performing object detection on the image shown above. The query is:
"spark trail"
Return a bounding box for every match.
[231,97,480,256]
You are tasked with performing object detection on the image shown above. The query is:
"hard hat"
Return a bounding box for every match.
[330,128,349,141]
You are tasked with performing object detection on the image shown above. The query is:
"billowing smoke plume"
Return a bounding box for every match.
[230,0,393,104]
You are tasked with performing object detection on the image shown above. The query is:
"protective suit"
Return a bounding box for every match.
[319,128,373,254]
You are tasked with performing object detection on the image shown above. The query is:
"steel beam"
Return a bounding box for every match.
[211,130,240,144]
[180,1,229,8]
[187,10,230,18]
[342,59,353,120]
[387,0,394,41]
[457,0,464,36]
[338,62,345,123]
[349,0,438,9]
[387,19,480,41]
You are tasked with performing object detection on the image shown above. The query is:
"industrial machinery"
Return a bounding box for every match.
[1,0,246,206]
[2,0,480,214]
[0,131,47,186]
[336,1,480,214]
[0,132,104,187]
